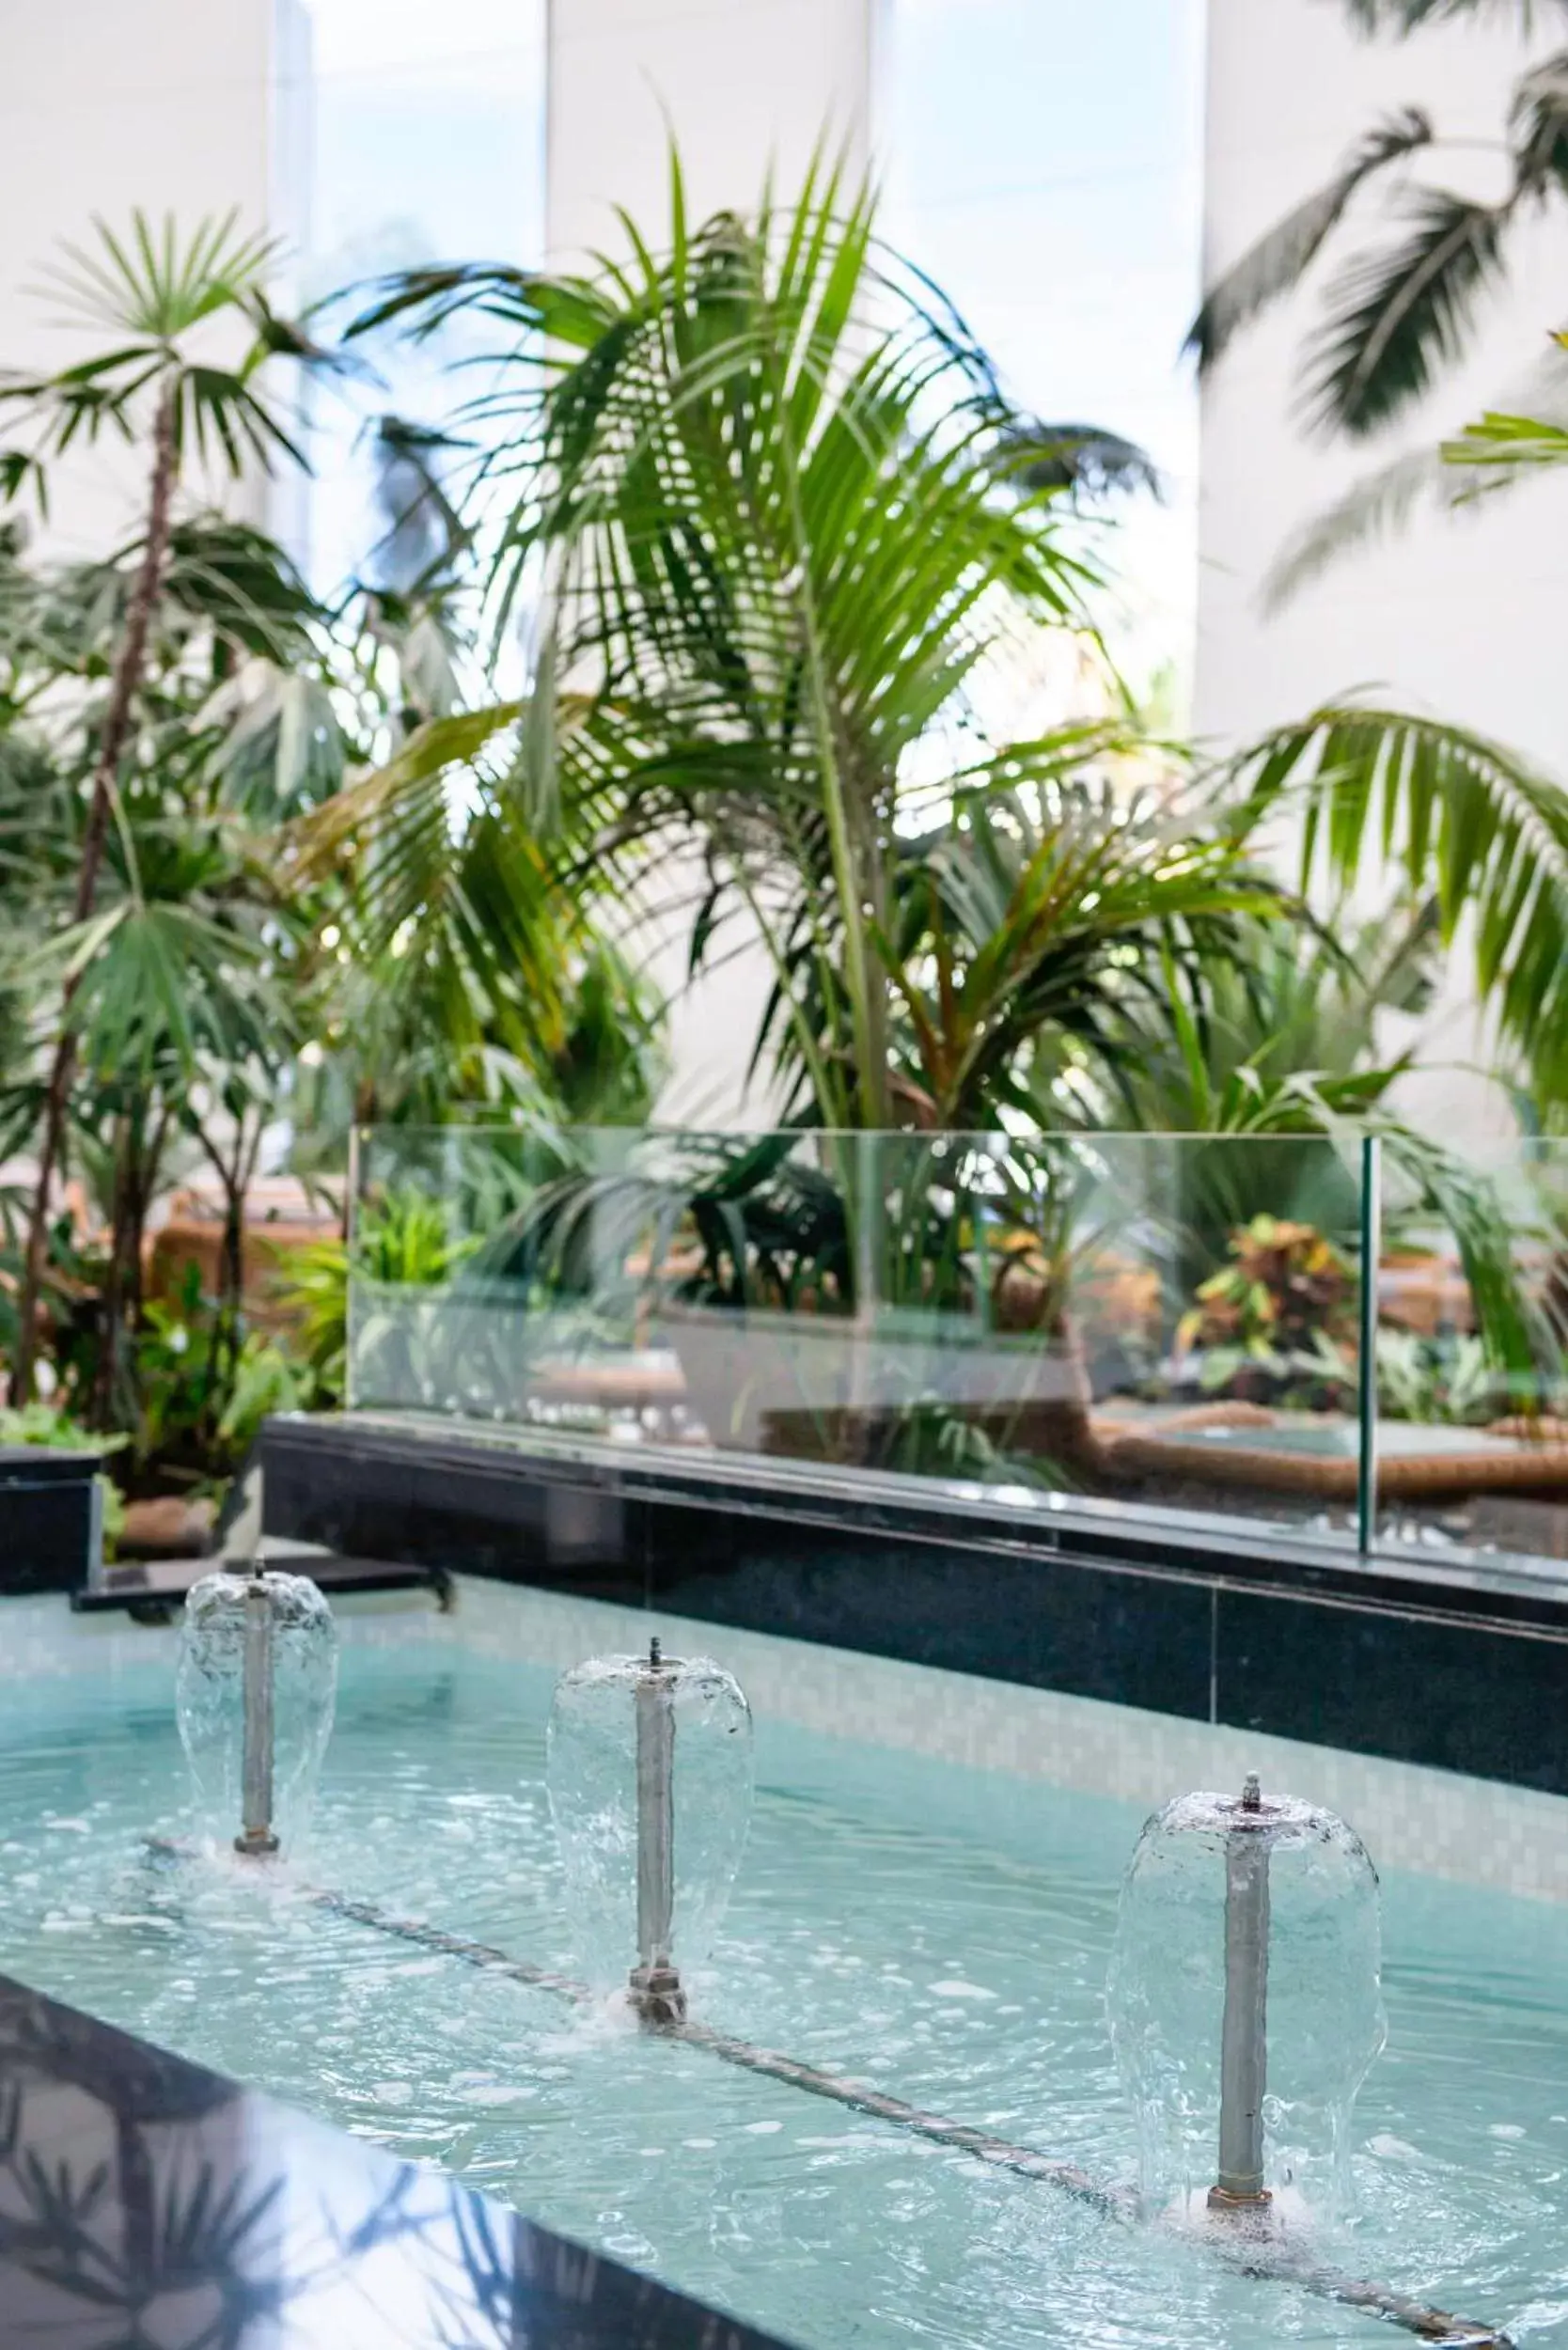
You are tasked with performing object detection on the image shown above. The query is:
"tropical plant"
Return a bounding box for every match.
[330,155,1219,1138]
[1227,707,1568,1109]
[0,212,664,1485]
[1188,0,1568,439]
[133,1262,310,1480]
[0,509,333,1429]
[1375,1324,1502,1421]
[274,1186,486,1412]
[1177,1214,1358,1404]
[0,212,332,1403]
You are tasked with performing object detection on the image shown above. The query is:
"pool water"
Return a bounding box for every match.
[3,1581,1568,2349]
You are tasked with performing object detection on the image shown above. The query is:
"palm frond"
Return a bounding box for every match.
[995,420,1161,501]
[40,210,278,340]
[1231,704,1568,1091]
[1306,187,1510,436]
[1187,111,1432,369]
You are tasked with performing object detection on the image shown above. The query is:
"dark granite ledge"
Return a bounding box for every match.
[262,1410,1568,1631]
[257,1412,1568,1794]
[0,1971,793,2350]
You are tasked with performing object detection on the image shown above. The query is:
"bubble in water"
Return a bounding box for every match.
[1107,1784,1385,2226]
[546,1647,752,1996]
[176,1569,339,1857]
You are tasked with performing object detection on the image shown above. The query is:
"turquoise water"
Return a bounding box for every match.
[2,1590,1567,2348]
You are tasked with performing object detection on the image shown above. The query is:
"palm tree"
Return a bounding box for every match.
[331,155,1235,1136]
[0,212,327,1403]
[1189,0,1568,439]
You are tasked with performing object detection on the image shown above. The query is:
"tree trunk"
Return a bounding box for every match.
[90,1116,133,1432]
[10,382,180,1406]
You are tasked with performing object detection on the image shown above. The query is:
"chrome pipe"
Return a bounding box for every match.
[1210,1773,1271,2211]
[235,1569,279,1857]
[630,1636,683,2022]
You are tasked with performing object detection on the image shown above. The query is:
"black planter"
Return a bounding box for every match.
[0,1449,102,1596]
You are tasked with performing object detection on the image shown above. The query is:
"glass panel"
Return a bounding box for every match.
[1373,1140,1568,1574]
[349,1125,1370,1546]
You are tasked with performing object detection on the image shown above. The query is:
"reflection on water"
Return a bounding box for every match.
[1,1600,1566,2349]
[0,1974,776,2349]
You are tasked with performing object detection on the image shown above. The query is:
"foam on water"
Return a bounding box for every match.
[1,1592,1567,2348]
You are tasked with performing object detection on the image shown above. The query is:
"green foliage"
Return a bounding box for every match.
[0,210,327,488]
[1178,1216,1358,1403]
[341,153,1179,1136]
[1231,707,1568,1104]
[271,1190,481,1410]
[0,210,663,1476]
[134,1263,310,1475]
[1375,1326,1503,1422]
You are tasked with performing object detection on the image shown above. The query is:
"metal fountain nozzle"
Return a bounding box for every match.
[629,1634,686,2025]
[234,1561,280,1858]
[1208,1772,1274,2217]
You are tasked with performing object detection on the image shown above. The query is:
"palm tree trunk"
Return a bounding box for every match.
[10,382,180,1406]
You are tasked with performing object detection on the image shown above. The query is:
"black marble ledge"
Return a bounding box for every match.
[255,1410,1568,1794]
[260,1409,1568,1635]
[0,1971,793,2350]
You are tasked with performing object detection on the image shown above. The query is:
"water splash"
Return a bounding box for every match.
[546,1648,752,1998]
[1107,1785,1386,2226]
[175,1569,338,1857]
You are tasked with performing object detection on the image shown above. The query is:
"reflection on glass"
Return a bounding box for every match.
[1372,1141,1568,1568]
[346,1124,1374,1544]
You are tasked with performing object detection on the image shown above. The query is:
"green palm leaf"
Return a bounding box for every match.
[1232,705,1568,1090]
[327,151,1134,1130]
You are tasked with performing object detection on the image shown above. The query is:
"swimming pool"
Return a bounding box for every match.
[2,1576,1566,2348]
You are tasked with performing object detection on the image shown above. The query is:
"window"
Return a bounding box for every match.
[881,0,1206,714]
[284,0,547,594]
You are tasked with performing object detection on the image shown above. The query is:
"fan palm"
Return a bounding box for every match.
[1188,0,1568,439]
[331,154,1172,1134]
[0,212,330,1402]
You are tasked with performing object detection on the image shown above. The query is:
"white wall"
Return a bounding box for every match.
[546,0,878,1127]
[546,0,874,264]
[1197,0,1568,1133]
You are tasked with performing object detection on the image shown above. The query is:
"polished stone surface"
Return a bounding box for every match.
[0,1972,792,2349]
[256,1411,1568,1792]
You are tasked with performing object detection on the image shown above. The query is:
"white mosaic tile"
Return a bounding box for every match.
[4,1580,1566,1906]
[372,1578,1568,1908]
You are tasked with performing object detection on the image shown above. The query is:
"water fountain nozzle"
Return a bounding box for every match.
[547,1644,753,2024]
[233,1562,280,1857]
[631,1637,684,2024]
[177,1563,337,1862]
[1208,1772,1274,2216]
